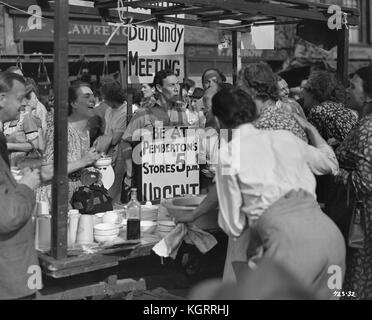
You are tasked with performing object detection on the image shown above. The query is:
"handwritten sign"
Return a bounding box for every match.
[128,23,184,84]
[141,126,199,201]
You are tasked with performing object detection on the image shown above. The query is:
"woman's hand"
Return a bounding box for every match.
[82,148,101,166]
[41,164,54,182]
[20,168,41,191]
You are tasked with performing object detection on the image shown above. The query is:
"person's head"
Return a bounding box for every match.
[277,76,290,99]
[202,68,226,90]
[6,66,24,76]
[0,72,27,123]
[184,78,196,96]
[302,71,345,111]
[141,83,155,99]
[237,62,279,112]
[190,87,204,109]
[24,77,39,111]
[212,87,258,129]
[347,66,372,113]
[132,90,143,106]
[101,80,126,109]
[68,81,95,118]
[153,69,180,103]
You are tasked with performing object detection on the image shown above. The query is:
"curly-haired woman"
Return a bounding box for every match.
[237,62,308,142]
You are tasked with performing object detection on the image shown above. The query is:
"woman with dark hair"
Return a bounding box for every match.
[303,71,358,145]
[140,83,156,109]
[237,62,308,142]
[335,66,372,299]
[40,81,100,201]
[213,88,344,299]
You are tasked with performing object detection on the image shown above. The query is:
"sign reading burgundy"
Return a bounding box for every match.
[128,23,185,84]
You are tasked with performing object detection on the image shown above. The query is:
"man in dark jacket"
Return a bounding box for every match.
[0,72,41,300]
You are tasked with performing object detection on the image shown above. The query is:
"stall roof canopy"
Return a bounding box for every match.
[93,0,360,31]
[4,1,359,30]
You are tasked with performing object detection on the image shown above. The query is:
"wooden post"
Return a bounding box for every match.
[337,26,350,87]
[232,31,242,85]
[120,58,126,89]
[52,0,69,259]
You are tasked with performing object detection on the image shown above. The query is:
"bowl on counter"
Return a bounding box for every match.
[93,223,120,239]
[102,210,123,225]
[140,221,157,234]
[94,234,118,243]
[141,205,159,221]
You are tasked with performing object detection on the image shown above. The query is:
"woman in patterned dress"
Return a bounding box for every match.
[301,71,359,237]
[40,81,101,202]
[302,71,358,145]
[336,66,372,299]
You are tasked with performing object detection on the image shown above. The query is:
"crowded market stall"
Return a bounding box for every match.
[34,0,359,299]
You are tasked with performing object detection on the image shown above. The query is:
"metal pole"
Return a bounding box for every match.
[232,31,242,85]
[337,26,350,87]
[52,0,69,259]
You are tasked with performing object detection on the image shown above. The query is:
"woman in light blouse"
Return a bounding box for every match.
[212,88,345,299]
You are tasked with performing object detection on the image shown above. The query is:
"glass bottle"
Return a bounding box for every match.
[126,188,141,241]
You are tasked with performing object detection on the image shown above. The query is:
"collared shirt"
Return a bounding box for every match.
[122,99,188,143]
[253,102,308,142]
[308,101,358,142]
[215,123,339,238]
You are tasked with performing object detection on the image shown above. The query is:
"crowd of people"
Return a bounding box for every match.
[1,60,372,300]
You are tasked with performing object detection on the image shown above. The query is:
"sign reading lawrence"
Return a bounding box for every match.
[128,23,184,84]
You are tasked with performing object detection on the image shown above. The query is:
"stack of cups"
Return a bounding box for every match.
[35,215,51,251]
[68,210,81,247]
[76,214,94,245]
[37,200,50,216]
[34,198,51,251]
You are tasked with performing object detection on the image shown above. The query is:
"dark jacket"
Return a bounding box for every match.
[0,153,39,299]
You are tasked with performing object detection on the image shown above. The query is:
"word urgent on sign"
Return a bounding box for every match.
[141,127,199,201]
[128,23,184,84]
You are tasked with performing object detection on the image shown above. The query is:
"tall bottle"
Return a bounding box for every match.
[126,188,141,241]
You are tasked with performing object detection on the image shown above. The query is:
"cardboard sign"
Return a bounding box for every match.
[128,23,185,84]
[241,25,275,50]
[141,126,199,201]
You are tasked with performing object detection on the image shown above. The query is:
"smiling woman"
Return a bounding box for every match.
[39,81,101,203]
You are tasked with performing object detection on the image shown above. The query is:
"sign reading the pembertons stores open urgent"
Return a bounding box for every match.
[141,126,199,202]
[126,1,185,84]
